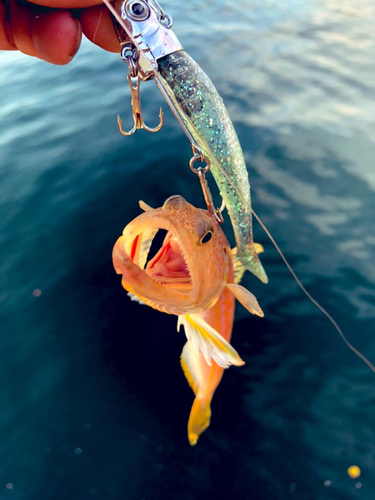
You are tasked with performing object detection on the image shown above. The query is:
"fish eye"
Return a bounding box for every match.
[200,231,213,245]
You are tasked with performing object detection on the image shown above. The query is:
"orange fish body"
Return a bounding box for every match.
[113,195,233,316]
[113,196,264,444]
[181,264,236,445]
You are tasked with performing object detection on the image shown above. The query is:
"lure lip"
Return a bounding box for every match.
[104,0,183,79]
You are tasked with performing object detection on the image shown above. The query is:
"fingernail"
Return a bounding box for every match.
[69,18,82,60]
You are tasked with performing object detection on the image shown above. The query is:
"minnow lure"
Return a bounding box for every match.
[103,0,268,284]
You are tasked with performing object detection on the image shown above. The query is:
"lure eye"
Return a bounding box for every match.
[126,0,150,21]
[132,3,145,16]
[200,231,213,245]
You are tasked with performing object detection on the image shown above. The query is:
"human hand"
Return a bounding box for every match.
[0,0,120,65]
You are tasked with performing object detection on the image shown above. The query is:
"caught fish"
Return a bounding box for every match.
[103,0,268,284]
[113,195,264,444]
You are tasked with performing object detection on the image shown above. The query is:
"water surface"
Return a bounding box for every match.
[1,0,375,498]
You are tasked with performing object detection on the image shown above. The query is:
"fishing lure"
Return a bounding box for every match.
[103,0,268,285]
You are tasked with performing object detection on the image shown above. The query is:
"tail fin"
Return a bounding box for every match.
[232,246,268,284]
[187,397,212,446]
[181,342,213,446]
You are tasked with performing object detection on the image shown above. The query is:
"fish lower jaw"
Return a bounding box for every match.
[146,271,193,291]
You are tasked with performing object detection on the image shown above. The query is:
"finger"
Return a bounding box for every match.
[29,0,102,7]
[8,0,38,56]
[80,4,119,53]
[32,9,82,64]
[0,1,16,50]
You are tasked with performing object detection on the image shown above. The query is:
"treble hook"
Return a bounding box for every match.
[117,74,164,137]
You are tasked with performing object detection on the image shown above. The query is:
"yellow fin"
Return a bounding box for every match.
[254,243,264,254]
[139,200,153,212]
[177,315,245,368]
[181,341,203,395]
[225,283,264,317]
[187,397,211,446]
[231,247,245,284]
[181,342,212,445]
[231,244,265,284]
[127,292,147,306]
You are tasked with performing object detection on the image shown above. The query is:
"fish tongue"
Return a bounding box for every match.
[147,238,188,278]
[165,239,188,273]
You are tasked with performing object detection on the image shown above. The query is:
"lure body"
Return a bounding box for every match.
[157,51,267,283]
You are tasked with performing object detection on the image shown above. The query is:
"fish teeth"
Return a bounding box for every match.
[175,236,192,281]
[128,227,193,288]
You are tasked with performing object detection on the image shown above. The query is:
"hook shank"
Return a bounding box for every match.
[118,75,163,136]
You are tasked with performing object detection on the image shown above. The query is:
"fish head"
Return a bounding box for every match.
[112,195,232,315]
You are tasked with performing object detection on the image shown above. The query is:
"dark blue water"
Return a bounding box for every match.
[1,1,375,498]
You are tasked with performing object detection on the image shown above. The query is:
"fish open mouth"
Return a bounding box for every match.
[128,227,193,289]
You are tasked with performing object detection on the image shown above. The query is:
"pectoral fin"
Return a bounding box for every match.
[225,283,264,317]
[127,292,147,305]
[177,314,245,368]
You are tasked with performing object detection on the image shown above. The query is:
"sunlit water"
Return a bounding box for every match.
[1,1,374,498]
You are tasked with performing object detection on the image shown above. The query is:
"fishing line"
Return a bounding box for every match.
[101,0,375,372]
[93,10,104,44]
[102,0,132,38]
[252,208,375,373]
